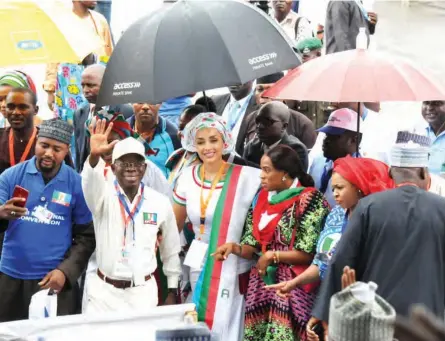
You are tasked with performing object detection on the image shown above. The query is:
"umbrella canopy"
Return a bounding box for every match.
[97,0,299,107]
[263,49,445,102]
[0,0,101,66]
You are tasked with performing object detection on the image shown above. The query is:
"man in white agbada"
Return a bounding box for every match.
[81,119,181,313]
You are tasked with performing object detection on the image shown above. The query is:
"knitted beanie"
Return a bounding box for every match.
[328,281,396,341]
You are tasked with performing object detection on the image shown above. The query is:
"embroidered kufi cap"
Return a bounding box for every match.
[38,119,73,145]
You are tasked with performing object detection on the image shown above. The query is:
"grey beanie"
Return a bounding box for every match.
[38,119,73,145]
[328,281,396,341]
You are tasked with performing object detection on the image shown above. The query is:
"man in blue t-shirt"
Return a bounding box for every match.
[0,119,95,322]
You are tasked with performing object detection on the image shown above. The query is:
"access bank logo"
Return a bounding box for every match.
[113,82,142,91]
[16,40,43,51]
[248,52,277,65]
[113,81,142,97]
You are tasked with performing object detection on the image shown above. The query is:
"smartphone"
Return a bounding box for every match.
[311,322,325,341]
[12,185,29,208]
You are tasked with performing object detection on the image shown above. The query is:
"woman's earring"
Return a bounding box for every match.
[282,176,286,182]
[358,190,363,196]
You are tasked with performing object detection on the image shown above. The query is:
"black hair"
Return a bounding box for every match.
[8,87,37,106]
[182,104,207,120]
[257,72,284,85]
[195,96,217,113]
[266,145,314,187]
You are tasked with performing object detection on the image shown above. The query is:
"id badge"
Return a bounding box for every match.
[32,206,54,224]
[114,244,134,279]
[131,245,146,286]
[184,240,208,269]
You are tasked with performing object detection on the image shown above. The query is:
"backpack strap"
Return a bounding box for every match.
[294,16,302,41]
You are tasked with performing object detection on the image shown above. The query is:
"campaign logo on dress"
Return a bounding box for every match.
[51,191,72,207]
[143,212,157,225]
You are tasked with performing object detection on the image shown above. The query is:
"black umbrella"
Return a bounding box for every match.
[97,0,300,107]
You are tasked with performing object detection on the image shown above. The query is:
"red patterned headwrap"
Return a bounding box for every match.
[333,156,395,196]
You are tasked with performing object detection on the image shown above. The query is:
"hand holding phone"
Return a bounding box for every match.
[12,185,29,208]
[0,198,28,220]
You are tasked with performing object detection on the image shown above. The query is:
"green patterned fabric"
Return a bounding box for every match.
[241,188,330,341]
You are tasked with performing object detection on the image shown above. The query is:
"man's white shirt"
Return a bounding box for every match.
[222,94,251,143]
[81,160,181,288]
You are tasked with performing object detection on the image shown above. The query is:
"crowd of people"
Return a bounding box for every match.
[0,1,445,341]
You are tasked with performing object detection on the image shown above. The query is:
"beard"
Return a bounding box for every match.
[37,158,56,173]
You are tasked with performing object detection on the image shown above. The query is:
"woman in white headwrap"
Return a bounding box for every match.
[172,112,260,340]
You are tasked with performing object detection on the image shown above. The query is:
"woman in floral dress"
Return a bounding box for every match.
[213,145,329,341]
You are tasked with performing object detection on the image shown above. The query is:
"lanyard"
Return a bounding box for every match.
[9,127,37,167]
[396,182,419,188]
[88,11,100,36]
[227,92,253,131]
[114,181,145,252]
[199,162,226,235]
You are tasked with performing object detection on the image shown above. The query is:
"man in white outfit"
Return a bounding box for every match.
[79,113,171,310]
[81,119,181,313]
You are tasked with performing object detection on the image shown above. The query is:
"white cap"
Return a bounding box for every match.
[112,137,146,163]
[390,141,430,168]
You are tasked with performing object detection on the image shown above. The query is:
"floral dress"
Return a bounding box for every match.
[241,188,329,341]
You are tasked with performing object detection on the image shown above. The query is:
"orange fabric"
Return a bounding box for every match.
[333,156,394,196]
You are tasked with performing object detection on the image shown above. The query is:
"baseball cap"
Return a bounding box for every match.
[317,108,363,135]
[112,137,146,163]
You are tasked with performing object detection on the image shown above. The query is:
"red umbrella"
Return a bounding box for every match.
[263,49,445,102]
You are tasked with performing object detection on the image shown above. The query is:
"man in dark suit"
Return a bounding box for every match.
[243,73,317,153]
[211,81,257,155]
[74,65,133,172]
[244,101,308,170]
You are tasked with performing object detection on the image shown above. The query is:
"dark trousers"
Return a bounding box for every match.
[0,272,81,322]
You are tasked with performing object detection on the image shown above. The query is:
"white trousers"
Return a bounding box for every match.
[82,273,158,314]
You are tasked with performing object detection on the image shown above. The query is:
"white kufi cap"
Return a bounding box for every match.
[390,141,430,168]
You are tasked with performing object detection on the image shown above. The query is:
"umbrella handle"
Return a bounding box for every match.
[357,102,361,155]
[203,91,210,111]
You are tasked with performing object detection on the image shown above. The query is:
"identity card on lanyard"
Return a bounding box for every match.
[114,181,146,284]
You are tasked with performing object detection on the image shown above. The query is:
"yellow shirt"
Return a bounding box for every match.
[43,10,113,91]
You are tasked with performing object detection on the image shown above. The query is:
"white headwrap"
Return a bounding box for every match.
[182,112,234,155]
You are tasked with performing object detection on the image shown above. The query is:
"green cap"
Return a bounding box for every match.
[295,38,323,54]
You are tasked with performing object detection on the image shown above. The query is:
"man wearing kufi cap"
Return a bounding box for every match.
[311,140,445,337]
[0,119,95,321]
[395,131,445,197]
[81,119,181,313]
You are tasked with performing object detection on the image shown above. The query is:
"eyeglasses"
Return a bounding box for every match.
[114,161,145,170]
[255,117,279,127]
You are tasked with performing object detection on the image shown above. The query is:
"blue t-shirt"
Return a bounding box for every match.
[312,205,346,280]
[0,157,92,280]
